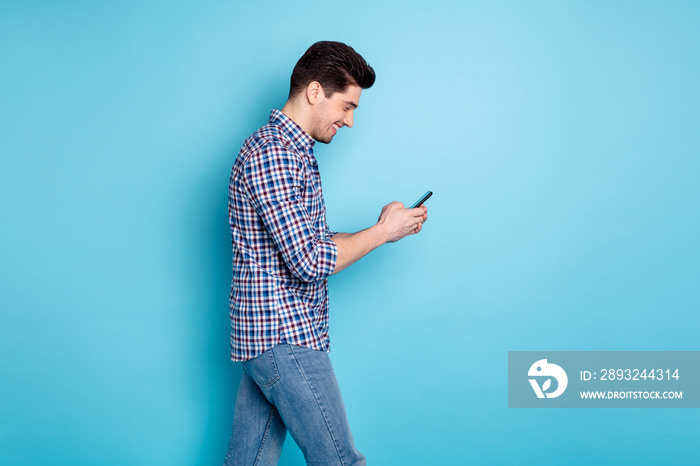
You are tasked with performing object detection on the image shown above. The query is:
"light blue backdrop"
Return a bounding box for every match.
[2,1,699,465]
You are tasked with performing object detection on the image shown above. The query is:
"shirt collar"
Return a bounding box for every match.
[269,109,315,154]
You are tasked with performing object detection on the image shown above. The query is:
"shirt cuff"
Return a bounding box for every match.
[317,237,338,279]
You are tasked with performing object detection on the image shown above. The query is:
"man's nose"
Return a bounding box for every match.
[343,110,354,128]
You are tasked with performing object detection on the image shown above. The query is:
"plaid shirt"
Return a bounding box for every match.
[228,109,338,361]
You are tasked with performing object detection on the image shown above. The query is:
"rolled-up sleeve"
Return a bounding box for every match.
[242,142,337,282]
[326,221,338,238]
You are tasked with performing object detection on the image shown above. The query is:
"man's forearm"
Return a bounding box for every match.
[330,225,387,274]
[329,202,428,274]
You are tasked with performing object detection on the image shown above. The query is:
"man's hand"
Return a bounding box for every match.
[331,202,429,274]
[376,201,428,243]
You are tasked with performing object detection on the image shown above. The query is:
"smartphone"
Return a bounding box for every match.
[410,191,433,209]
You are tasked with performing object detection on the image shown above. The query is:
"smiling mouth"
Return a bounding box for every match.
[332,123,340,135]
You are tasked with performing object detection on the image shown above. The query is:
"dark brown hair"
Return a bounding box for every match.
[289,41,376,99]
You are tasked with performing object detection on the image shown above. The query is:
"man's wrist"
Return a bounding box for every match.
[368,222,389,247]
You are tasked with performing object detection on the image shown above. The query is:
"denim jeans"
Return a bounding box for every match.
[224,344,366,466]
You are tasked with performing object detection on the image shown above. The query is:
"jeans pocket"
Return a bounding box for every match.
[242,346,281,388]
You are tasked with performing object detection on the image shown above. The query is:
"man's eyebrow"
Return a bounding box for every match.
[343,100,358,109]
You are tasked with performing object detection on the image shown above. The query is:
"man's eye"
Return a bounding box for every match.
[344,107,350,112]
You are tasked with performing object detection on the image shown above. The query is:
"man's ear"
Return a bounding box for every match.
[306,81,325,105]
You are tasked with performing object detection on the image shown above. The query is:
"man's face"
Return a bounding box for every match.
[310,85,362,144]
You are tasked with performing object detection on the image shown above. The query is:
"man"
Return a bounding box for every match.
[225,41,428,465]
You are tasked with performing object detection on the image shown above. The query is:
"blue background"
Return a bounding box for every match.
[2,1,699,464]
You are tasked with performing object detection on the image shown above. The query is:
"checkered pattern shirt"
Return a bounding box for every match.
[228,109,338,361]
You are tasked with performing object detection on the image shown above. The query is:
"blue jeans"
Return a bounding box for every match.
[224,344,366,466]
